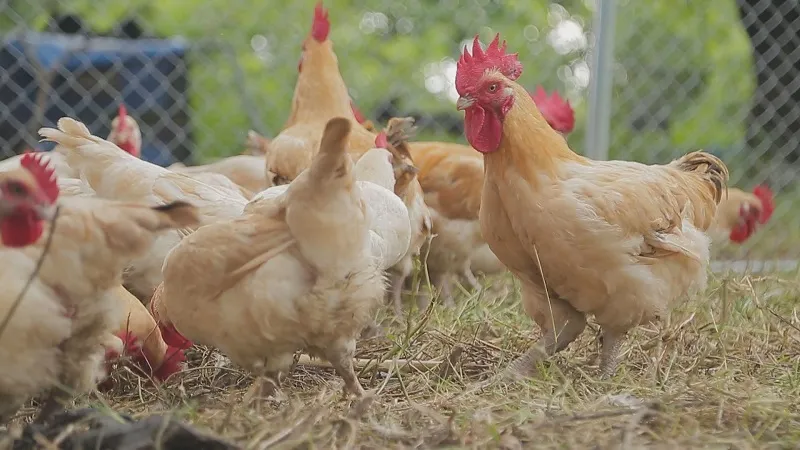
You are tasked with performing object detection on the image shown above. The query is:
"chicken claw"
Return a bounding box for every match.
[324,339,364,397]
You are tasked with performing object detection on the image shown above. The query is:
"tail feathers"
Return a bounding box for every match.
[97,201,200,257]
[672,151,729,204]
[151,201,201,229]
[38,117,99,149]
[309,117,352,178]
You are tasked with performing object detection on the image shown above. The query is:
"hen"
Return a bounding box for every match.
[151,118,386,396]
[454,34,728,377]
[372,120,432,315]
[0,153,198,421]
[42,118,248,301]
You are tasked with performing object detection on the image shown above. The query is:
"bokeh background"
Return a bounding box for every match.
[1,0,798,261]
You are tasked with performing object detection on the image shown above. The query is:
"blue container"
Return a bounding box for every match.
[0,31,192,166]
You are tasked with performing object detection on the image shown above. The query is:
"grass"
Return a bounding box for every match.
[7,270,800,449]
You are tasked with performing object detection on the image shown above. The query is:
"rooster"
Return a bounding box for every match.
[269,3,429,318]
[454,34,728,378]
[369,88,574,306]
[151,118,386,396]
[267,2,378,184]
[0,152,198,422]
[710,185,775,244]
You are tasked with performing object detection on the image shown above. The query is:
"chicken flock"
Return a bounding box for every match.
[0,3,778,422]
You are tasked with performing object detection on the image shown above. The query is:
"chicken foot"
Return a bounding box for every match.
[389,270,408,317]
[324,339,364,397]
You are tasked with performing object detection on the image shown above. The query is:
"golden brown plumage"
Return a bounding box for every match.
[267,4,376,184]
[454,35,728,378]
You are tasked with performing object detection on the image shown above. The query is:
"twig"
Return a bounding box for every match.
[0,206,60,343]
[295,354,443,373]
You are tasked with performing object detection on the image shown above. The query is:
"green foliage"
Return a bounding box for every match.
[3,0,755,166]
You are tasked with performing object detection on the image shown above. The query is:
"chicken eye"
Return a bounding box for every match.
[488,84,498,92]
[6,181,28,197]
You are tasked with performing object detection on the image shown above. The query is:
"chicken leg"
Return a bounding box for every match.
[599,329,626,378]
[324,339,364,397]
[460,266,481,292]
[503,284,586,379]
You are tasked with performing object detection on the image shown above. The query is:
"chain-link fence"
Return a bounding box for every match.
[0,0,796,263]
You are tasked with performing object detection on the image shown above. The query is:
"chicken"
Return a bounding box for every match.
[250,145,411,272]
[709,185,775,244]
[454,34,729,378]
[41,118,249,302]
[529,86,575,135]
[168,155,267,196]
[0,152,198,421]
[102,285,186,382]
[266,3,380,184]
[266,3,428,318]
[0,104,141,178]
[374,120,432,315]
[151,118,385,396]
[46,174,182,383]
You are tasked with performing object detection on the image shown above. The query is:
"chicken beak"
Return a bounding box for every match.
[456,96,475,111]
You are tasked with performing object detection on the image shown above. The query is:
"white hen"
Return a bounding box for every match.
[39,118,249,301]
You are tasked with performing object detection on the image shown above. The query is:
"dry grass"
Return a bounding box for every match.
[9,271,800,449]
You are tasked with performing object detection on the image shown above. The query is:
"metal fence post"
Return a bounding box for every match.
[585,0,617,161]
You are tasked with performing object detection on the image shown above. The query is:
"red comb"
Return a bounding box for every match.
[531,86,575,134]
[158,322,193,350]
[117,331,142,355]
[311,2,330,42]
[19,152,59,204]
[351,100,367,124]
[730,205,757,243]
[151,346,186,382]
[753,185,774,224]
[117,103,129,133]
[375,131,388,148]
[455,34,523,96]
